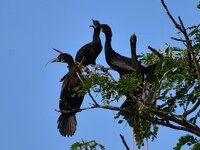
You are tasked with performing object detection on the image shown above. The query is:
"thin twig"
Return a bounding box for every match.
[76,69,99,105]
[183,98,200,118]
[160,0,200,82]
[120,134,130,150]
[88,91,99,106]
[188,24,200,36]
[160,0,181,30]
[171,37,187,42]
[55,103,129,114]
[159,68,174,83]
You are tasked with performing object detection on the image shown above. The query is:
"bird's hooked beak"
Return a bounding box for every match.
[51,58,59,63]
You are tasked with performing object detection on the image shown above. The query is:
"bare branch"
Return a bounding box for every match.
[88,91,99,106]
[55,103,128,114]
[160,0,200,82]
[120,134,130,150]
[159,67,174,83]
[160,0,181,30]
[148,46,164,59]
[183,98,200,118]
[171,37,187,42]
[188,24,200,36]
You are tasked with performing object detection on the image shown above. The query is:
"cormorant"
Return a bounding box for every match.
[60,19,102,82]
[100,24,135,77]
[75,19,102,66]
[51,49,84,137]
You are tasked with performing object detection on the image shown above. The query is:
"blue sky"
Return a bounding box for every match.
[0,0,199,150]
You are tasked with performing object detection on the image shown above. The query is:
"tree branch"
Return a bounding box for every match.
[88,91,99,106]
[55,103,129,114]
[160,0,200,82]
[188,24,200,36]
[160,0,181,30]
[171,37,187,42]
[120,134,130,150]
[148,46,164,59]
[183,98,200,118]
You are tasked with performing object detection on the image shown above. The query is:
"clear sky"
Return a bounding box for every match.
[0,0,199,150]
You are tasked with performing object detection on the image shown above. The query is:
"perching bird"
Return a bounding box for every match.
[120,34,144,127]
[121,34,157,127]
[75,19,102,66]
[51,48,84,137]
[60,19,102,82]
[101,24,135,77]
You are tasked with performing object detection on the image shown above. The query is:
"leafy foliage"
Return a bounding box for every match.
[71,139,105,150]
[73,40,199,148]
[70,2,200,149]
[173,135,200,150]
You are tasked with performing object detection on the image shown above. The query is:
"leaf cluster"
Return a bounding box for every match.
[71,139,105,150]
[173,134,200,150]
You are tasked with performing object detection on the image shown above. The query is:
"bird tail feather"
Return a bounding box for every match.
[57,113,77,137]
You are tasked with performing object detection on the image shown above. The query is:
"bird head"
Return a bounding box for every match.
[51,48,74,64]
[100,24,112,37]
[130,34,137,43]
[90,19,101,29]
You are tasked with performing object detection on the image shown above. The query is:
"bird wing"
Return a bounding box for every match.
[110,52,135,72]
[60,74,71,101]
[60,73,68,82]
[75,43,91,63]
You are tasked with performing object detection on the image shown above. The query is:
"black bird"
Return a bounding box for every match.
[101,24,135,77]
[75,19,102,66]
[51,48,84,137]
[120,34,144,127]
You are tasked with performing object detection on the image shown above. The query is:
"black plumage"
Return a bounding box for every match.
[130,34,141,71]
[101,24,135,77]
[130,34,157,76]
[52,49,84,137]
[120,34,144,127]
[75,19,102,66]
[121,34,157,127]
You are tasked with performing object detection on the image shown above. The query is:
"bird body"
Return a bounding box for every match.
[75,19,102,66]
[52,51,84,137]
[101,24,135,77]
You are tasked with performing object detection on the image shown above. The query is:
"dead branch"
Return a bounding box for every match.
[55,103,129,114]
[171,37,187,42]
[160,0,200,82]
[188,24,200,36]
[88,91,99,106]
[120,134,130,150]
[148,46,164,59]
[183,98,200,118]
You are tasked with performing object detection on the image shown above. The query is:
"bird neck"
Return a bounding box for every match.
[93,27,101,42]
[131,42,137,61]
[104,32,112,52]
[105,39,112,52]
[131,43,141,69]
[67,61,76,70]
